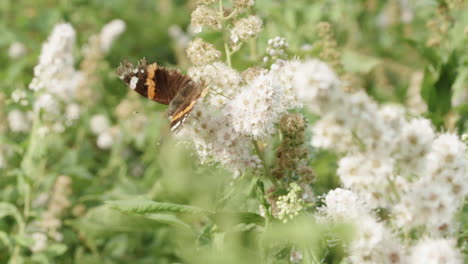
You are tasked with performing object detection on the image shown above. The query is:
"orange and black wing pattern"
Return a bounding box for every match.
[116,58,205,131]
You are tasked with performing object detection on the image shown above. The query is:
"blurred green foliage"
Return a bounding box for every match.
[1,0,467,263]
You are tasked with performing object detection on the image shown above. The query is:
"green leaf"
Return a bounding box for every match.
[405,38,440,66]
[0,231,12,249]
[13,234,34,248]
[0,202,24,231]
[421,50,459,128]
[72,206,172,237]
[211,212,265,227]
[46,243,68,256]
[107,199,209,214]
[143,213,191,229]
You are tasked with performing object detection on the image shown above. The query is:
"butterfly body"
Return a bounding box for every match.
[117,59,204,131]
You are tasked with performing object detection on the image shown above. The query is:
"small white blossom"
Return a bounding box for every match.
[8,110,31,132]
[30,232,48,253]
[8,42,27,59]
[65,103,80,123]
[11,89,29,106]
[97,131,113,149]
[90,114,110,135]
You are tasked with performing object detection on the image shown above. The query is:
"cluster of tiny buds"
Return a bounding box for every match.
[263,36,288,70]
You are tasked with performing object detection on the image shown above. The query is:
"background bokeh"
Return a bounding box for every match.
[1,0,467,263]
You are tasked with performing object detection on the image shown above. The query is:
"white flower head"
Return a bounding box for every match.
[228,73,285,139]
[394,118,435,174]
[425,133,468,198]
[337,154,394,207]
[190,5,221,33]
[8,110,31,133]
[311,113,354,152]
[409,238,463,264]
[230,15,263,43]
[186,38,221,65]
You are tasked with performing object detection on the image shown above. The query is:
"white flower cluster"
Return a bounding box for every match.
[320,188,464,264]
[276,183,304,223]
[293,59,467,262]
[29,23,82,101]
[26,23,82,132]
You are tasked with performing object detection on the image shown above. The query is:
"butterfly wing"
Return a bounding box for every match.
[167,80,204,132]
[117,58,186,105]
[117,58,205,132]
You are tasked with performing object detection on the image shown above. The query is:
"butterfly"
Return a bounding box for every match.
[116,58,206,131]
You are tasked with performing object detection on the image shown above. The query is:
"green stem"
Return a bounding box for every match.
[249,38,257,61]
[386,176,401,202]
[253,140,270,178]
[219,0,223,17]
[224,43,232,67]
[223,9,238,20]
